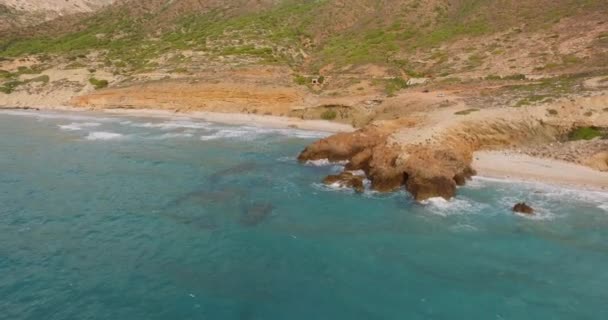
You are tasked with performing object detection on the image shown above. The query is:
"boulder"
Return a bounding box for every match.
[401,147,473,201]
[323,172,365,193]
[406,175,457,201]
[453,166,477,186]
[513,203,534,215]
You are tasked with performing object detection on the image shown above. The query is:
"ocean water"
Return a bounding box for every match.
[1,110,608,320]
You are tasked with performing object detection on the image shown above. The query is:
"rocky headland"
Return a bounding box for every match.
[298,94,608,201]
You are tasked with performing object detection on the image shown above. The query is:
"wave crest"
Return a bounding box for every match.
[85,131,124,141]
[59,122,102,131]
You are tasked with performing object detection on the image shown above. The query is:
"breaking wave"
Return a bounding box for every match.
[131,120,211,130]
[85,132,125,141]
[305,159,349,167]
[151,132,195,139]
[58,122,102,131]
[0,110,116,122]
[421,197,490,217]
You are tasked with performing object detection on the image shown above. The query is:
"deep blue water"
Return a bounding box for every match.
[1,110,608,320]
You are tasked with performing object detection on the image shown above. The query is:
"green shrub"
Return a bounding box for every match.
[294,75,308,85]
[547,109,558,116]
[385,77,408,96]
[568,127,603,141]
[0,80,23,94]
[502,74,526,80]
[89,77,109,89]
[485,74,502,80]
[0,69,11,79]
[320,109,337,120]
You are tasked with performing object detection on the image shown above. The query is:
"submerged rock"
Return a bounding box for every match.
[209,162,260,182]
[172,187,247,206]
[240,202,274,226]
[163,212,218,230]
[323,172,365,193]
[513,203,535,215]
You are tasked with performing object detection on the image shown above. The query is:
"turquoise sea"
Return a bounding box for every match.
[1,110,608,320]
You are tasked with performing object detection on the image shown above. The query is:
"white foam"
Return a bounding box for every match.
[267,128,329,139]
[200,128,254,141]
[312,182,354,193]
[513,209,557,221]
[473,176,608,200]
[58,122,102,131]
[496,195,560,221]
[347,170,367,177]
[277,156,296,163]
[114,116,330,140]
[305,159,349,167]
[131,120,211,130]
[151,132,194,139]
[0,110,116,122]
[421,197,489,217]
[85,131,124,141]
[473,176,608,215]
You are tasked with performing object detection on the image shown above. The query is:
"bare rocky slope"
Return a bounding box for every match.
[0,0,115,33]
[1,0,607,201]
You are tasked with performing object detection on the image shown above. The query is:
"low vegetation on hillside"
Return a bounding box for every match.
[1,0,606,75]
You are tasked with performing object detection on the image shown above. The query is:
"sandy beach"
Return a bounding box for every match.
[473,151,608,192]
[103,108,355,133]
[0,105,355,133]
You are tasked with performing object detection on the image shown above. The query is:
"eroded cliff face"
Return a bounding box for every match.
[71,80,309,115]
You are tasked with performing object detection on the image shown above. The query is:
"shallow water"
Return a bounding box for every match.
[1,110,607,320]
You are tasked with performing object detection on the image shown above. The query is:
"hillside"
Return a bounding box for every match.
[0,0,607,112]
[0,0,115,33]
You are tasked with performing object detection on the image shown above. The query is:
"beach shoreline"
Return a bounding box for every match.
[0,105,355,133]
[2,105,607,194]
[473,151,608,192]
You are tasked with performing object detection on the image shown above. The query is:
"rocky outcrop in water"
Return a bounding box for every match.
[513,203,534,215]
[299,126,475,201]
[323,172,365,193]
